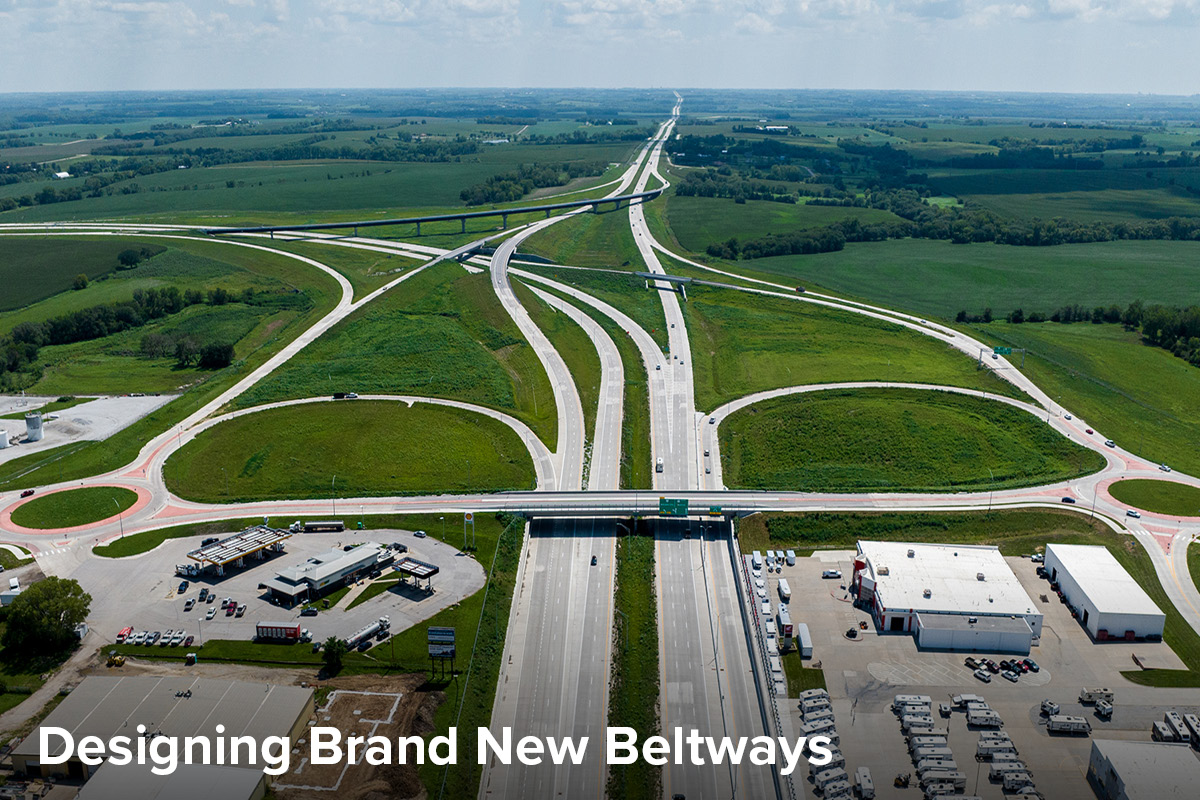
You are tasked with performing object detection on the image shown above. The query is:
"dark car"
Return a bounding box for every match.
[964,656,980,669]
[1061,496,1076,504]
[985,660,1001,674]
[20,489,35,498]
[1024,658,1040,673]
[591,555,598,566]
[178,581,189,594]
[300,607,319,617]
[183,635,194,647]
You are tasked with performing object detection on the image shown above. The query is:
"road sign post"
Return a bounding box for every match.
[428,626,456,679]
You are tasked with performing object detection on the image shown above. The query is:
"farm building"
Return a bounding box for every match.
[1087,739,1200,800]
[258,541,391,605]
[853,541,1042,654]
[11,676,313,781]
[1044,544,1165,641]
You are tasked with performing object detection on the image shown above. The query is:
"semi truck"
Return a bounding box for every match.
[344,616,390,649]
[256,621,302,642]
[290,520,345,533]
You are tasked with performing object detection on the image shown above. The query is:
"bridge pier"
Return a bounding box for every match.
[461,218,466,233]
[502,213,508,229]
[416,221,421,236]
[354,225,358,238]
[545,209,551,218]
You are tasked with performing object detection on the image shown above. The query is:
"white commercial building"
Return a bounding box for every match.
[1087,739,1200,800]
[853,541,1042,654]
[1044,544,1165,641]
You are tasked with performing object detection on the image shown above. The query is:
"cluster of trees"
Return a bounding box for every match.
[671,133,837,169]
[674,170,798,204]
[0,286,251,387]
[459,161,607,206]
[143,335,235,369]
[0,577,91,657]
[706,228,848,260]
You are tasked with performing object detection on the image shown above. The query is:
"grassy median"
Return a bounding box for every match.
[10,486,138,529]
[1108,479,1200,518]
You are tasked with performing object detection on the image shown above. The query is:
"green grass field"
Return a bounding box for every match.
[721,388,1102,493]
[344,578,401,611]
[1108,480,1200,518]
[607,531,661,800]
[234,262,557,446]
[10,486,137,529]
[979,322,1200,475]
[163,401,536,502]
[695,239,1200,321]
[1191,543,1200,596]
[665,195,902,254]
[262,239,424,300]
[781,650,827,696]
[518,265,669,350]
[520,207,643,268]
[513,282,601,452]
[0,238,165,311]
[684,283,1022,413]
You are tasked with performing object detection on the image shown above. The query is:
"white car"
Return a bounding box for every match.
[1159,463,1172,472]
[822,569,842,579]
[414,530,427,538]
[1126,509,1141,518]
[974,668,993,683]
[206,608,217,620]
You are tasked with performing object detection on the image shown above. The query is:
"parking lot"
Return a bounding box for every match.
[762,548,1199,799]
[63,528,485,650]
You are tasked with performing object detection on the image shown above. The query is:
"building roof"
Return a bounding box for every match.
[916,611,1033,633]
[273,541,383,586]
[13,676,312,763]
[858,541,1038,618]
[78,763,265,800]
[187,525,292,567]
[1091,739,1200,800]
[1046,544,1164,617]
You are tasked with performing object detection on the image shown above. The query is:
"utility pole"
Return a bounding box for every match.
[112,497,125,539]
[331,474,337,517]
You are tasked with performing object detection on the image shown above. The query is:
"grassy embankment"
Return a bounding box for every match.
[109,512,524,799]
[607,530,661,800]
[163,401,537,502]
[10,486,138,529]
[684,283,1024,413]
[738,509,1200,687]
[262,239,425,300]
[0,238,165,311]
[518,265,669,350]
[979,322,1200,477]
[0,239,342,491]
[512,281,602,453]
[234,262,558,448]
[519,207,643,269]
[1108,480,1200,517]
[721,388,1103,493]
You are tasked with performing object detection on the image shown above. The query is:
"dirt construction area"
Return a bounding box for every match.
[276,675,442,800]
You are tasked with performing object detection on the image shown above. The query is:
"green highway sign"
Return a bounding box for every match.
[659,497,689,517]
[708,506,724,517]
[993,346,1012,355]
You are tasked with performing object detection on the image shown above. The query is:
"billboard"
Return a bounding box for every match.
[429,626,456,658]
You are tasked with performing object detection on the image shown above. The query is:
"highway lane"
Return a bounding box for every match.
[482,518,616,800]
[524,285,624,491]
[657,518,729,800]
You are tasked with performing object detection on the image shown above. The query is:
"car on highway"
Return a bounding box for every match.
[414,530,427,538]
[709,417,715,424]
[821,569,842,579]
[1001,670,1019,683]
[1126,509,1141,518]
[590,555,597,566]
[1064,414,1072,420]
[1085,428,1093,434]
[973,669,992,683]
[991,353,999,359]
[1160,463,1172,472]
[704,449,710,457]
[705,467,711,474]
[206,608,216,620]
[1105,439,1115,447]
[20,489,34,498]
[1061,496,1076,504]
[656,364,661,370]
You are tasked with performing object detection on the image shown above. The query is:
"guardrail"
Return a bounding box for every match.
[201,189,665,236]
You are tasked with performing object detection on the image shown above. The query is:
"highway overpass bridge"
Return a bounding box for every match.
[201,189,664,238]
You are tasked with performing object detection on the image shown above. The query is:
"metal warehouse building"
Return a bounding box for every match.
[853,541,1042,654]
[1044,544,1165,641]
[1087,739,1200,800]
[259,541,390,605]
[11,676,313,780]
[78,763,267,800]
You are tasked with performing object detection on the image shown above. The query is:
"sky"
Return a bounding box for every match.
[0,0,1197,95]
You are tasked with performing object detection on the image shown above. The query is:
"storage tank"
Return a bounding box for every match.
[25,412,43,442]
[0,429,8,449]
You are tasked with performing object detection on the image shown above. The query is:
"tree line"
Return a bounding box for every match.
[459,161,608,206]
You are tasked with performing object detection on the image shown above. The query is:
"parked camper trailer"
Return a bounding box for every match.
[1078,688,1114,704]
[1047,715,1091,735]
[1165,711,1191,744]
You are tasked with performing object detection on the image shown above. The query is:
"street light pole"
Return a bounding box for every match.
[112,497,125,539]
[331,474,337,517]
[440,515,445,541]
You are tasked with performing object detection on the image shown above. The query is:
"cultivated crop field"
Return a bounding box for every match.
[720,388,1103,492]
[163,400,536,501]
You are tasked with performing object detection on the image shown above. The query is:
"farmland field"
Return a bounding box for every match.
[0,238,165,311]
[683,282,1023,412]
[720,388,1102,492]
[665,195,903,254]
[706,238,1200,321]
[163,401,536,502]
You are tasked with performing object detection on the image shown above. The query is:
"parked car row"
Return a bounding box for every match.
[964,655,1039,683]
[116,627,193,648]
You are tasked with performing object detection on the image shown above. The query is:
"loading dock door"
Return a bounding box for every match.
[891,617,905,632]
